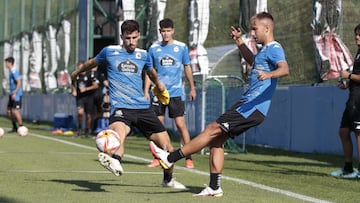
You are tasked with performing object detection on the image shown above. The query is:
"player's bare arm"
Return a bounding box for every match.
[143,74,152,101]
[230,26,254,66]
[184,64,196,101]
[146,68,165,91]
[256,61,289,80]
[71,58,98,80]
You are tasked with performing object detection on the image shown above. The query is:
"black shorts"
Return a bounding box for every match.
[216,101,265,138]
[7,96,22,110]
[77,95,94,114]
[109,108,166,137]
[151,96,185,118]
[340,98,360,132]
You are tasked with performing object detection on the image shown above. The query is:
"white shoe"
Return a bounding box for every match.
[149,141,173,169]
[193,186,223,197]
[162,178,187,189]
[98,152,123,176]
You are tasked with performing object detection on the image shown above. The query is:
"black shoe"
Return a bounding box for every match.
[8,128,17,133]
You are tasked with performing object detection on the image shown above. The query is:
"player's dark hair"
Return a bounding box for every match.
[121,20,140,34]
[159,18,174,29]
[256,12,274,22]
[354,24,360,34]
[5,56,14,64]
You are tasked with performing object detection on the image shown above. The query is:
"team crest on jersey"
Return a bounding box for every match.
[136,52,141,59]
[118,60,138,73]
[173,46,179,52]
[160,56,175,66]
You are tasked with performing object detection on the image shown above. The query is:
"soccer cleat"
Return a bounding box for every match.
[193,186,224,197]
[149,141,173,169]
[343,171,359,179]
[330,168,358,178]
[98,152,123,176]
[147,158,160,167]
[162,178,187,189]
[185,159,194,169]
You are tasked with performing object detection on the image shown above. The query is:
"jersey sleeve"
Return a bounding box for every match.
[268,44,286,68]
[145,49,154,71]
[182,45,191,65]
[96,47,108,65]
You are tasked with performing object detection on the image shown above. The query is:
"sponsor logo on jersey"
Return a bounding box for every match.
[160,56,175,66]
[118,60,138,73]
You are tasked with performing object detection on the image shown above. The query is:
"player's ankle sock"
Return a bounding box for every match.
[344,162,353,172]
[168,149,185,163]
[185,155,192,160]
[163,171,172,183]
[112,154,122,163]
[209,173,221,190]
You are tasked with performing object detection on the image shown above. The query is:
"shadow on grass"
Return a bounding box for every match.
[0,196,25,203]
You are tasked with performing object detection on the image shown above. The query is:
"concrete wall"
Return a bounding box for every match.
[0,85,353,155]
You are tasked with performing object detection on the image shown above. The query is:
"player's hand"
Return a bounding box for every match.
[155,83,166,92]
[230,26,242,40]
[79,88,85,93]
[144,91,150,101]
[189,89,196,101]
[256,69,272,80]
[338,79,348,89]
[340,70,350,79]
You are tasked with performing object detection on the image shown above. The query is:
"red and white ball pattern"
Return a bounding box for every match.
[95,129,121,155]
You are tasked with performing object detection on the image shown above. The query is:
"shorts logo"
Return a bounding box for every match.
[115,110,124,118]
[355,121,360,130]
[221,122,230,131]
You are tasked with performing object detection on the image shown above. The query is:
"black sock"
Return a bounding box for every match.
[344,162,353,172]
[185,155,192,160]
[112,154,122,163]
[168,149,185,163]
[163,171,172,183]
[12,120,17,130]
[209,173,221,190]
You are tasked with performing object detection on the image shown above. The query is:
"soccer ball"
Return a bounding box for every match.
[0,127,4,137]
[95,129,121,155]
[18,126,28,136]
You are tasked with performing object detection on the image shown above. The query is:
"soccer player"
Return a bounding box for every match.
[71,20,186,189]
[71,61,99,137]
[150,12,289,196]
[331,23,360,178]
[5,57,24,133]
[144,18,196,169]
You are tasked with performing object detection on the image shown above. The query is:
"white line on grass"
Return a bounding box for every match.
[0,170,163,175]
[30,133,332,203]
